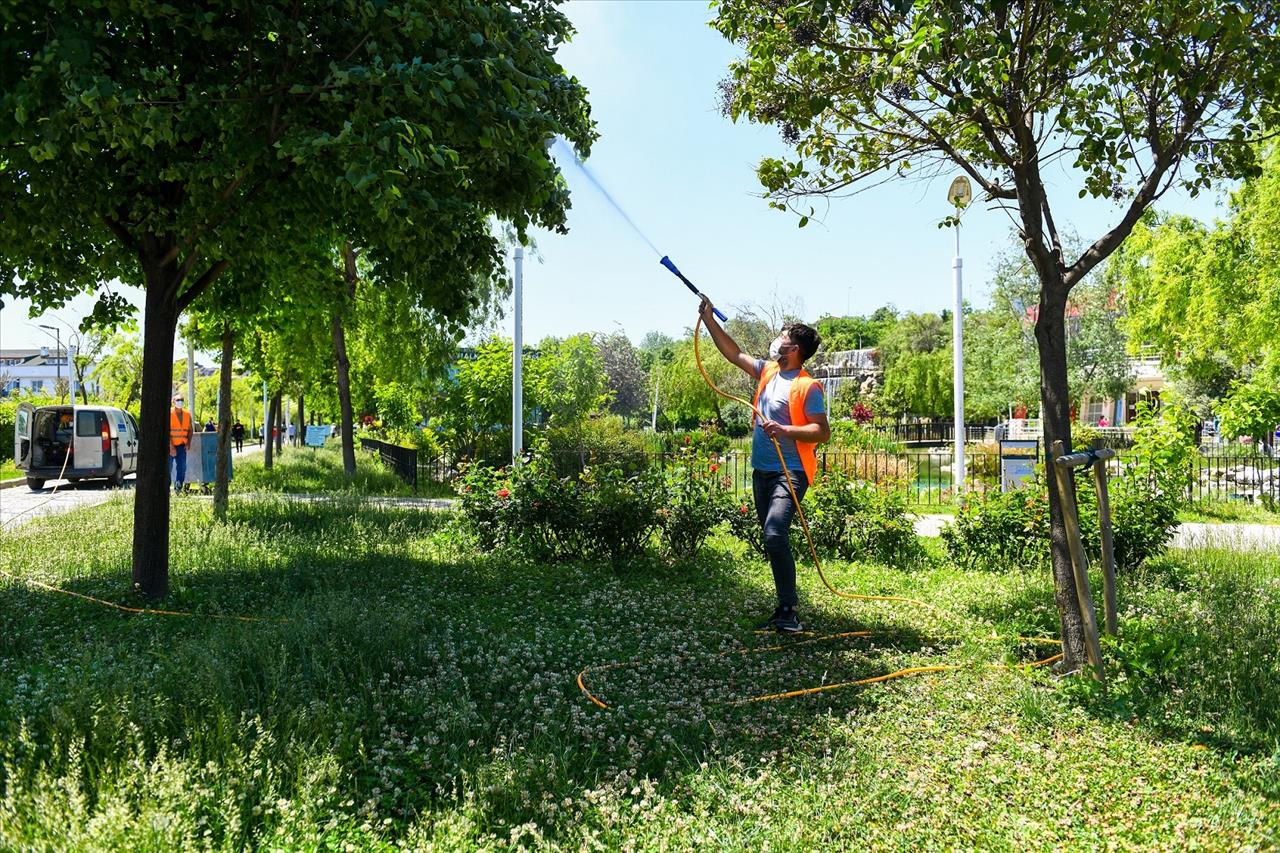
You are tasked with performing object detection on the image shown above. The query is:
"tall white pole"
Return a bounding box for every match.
[262,380,269,445]
[68,343,79,404]
[512,247,524,465]
[952,223,966,494]
[186,338,196,419]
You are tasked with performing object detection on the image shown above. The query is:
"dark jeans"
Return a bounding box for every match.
[170,444,187,491]
[752,468,809,609]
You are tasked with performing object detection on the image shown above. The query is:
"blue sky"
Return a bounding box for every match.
[0,0,1229,353]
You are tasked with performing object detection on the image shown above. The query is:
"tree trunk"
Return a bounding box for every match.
[334,242,358,478]
[274,393,285,455]
[264,392,279,470]
[1034,284,1088,672]
[213,324,235,521]
[297,393,305,445]
[131,270,180,601]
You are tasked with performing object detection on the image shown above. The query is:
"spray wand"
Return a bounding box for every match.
[658,256,728,322]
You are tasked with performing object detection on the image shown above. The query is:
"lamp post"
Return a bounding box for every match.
[65,332,82,403]
[512,246,524,465]
[947,176,972,496]
[35,324,62,398]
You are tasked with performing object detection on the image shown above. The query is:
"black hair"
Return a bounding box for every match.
[781,322,821,361]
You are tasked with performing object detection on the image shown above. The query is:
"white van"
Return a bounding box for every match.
[12,403,139,490]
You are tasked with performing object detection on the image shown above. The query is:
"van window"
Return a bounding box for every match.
[76,410,108,437]
[126,412,139,435]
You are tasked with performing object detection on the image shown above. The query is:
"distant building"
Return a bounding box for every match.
[0,348,101,397]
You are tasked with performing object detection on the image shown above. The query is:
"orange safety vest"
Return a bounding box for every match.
[752,362,821,485]
[169,407,193,447]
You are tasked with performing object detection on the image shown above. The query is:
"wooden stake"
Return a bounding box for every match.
[1051,439,1106,683]
[1091,438,1118,636]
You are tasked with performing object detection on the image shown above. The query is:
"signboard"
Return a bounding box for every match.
[1000,439,1040,492]
[304,425,330,448]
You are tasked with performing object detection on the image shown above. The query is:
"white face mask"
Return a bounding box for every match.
[174,400,185,409]
[768,337,784,361]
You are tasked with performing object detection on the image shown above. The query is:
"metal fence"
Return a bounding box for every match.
[413,446,1279,507]
[360,438,418,492]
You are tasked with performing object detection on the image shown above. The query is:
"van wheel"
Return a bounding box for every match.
[26,478,45,491]
[107,469,124,489]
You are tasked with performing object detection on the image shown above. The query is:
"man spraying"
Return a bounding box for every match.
[169,393,193,494]
[698,297,830,632]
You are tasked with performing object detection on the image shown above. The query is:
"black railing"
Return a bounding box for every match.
[360,438,418,492]
[413,447,1279,508]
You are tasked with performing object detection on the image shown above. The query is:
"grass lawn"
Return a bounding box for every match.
[234,441,454,499]
[1179,498,1280,525]
[0,458,19,481]
[1,499,1277,849]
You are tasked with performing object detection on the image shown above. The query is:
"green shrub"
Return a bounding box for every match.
[385,426,442,459]
[659,427,731,456]
[655,449,736,562]
[942,487,1050,571]
[942,468,1179,572]
[454,443,661,563]
[827,420,903,454]
[543,415,650,478]
[803,467,927,566]
[725,466,926,568]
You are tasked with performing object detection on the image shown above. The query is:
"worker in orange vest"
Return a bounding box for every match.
[169,392,194,494]
[699,296,830,633]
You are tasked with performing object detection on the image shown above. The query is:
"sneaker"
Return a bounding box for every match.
[755,607,785,631]
[773,607,803,633]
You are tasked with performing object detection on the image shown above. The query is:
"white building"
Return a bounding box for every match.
[0,348,101,398]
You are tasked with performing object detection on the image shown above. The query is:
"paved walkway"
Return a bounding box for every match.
[0,445,263,531]
[912,513,1280,551]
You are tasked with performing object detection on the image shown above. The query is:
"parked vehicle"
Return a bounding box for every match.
[12,403,139,490]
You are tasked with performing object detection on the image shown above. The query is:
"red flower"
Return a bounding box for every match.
[496,488,510,499]
[739,505,749,515]
[684,435,691,445]
[709,463,720,473]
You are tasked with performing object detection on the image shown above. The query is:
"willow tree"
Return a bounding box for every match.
[0,1,593,599]
[714,0,1280,670]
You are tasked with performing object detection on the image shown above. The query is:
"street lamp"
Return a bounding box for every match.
[947,176,972,496]
[34,324,63,398]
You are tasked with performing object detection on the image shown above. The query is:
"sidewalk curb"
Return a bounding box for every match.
[1,477,25,490]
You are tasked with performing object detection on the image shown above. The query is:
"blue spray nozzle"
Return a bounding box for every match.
[660,256,728,323]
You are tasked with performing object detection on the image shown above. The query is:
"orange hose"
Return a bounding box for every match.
[572,313,1067,710]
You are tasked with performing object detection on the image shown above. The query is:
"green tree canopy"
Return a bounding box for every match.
[0,0,594,597]
[713,0,1280,670]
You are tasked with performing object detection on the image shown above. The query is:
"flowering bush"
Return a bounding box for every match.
[654,450,736,562]
[802,467,927,567]
[851,402,874,424]
[455,443,744,564]
[943,466,1179,572]
[724,467,926,568]
[455,446,662,563]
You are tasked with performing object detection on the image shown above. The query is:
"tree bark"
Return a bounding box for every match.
[131,261,181,601]
[1033,282,1088,672]
[264,391,279,470]
[297,393,305,445]
[213,323,235,521]
[334,242,359,478]
[274,392,284,455]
